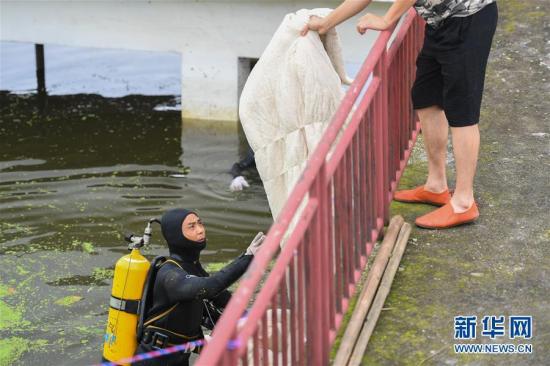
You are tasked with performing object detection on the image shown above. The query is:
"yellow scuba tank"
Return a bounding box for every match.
[102,219,159,364]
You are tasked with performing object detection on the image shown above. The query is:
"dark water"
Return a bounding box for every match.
[0,92,271,365]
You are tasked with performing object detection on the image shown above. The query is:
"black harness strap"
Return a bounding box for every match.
[137,257,185,343]
[109,295,140,314]
[141,325,203,351]
[143,303,178,327]
[140,261,203,351]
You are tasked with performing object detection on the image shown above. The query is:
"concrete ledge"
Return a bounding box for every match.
[0,0,390,121]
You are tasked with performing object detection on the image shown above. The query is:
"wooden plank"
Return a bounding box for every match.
[348,222,412,366]
[333,215,404,365]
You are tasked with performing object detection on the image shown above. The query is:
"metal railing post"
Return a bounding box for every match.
[379,37,391,225]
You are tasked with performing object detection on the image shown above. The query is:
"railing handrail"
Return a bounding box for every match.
[197,8,421,365]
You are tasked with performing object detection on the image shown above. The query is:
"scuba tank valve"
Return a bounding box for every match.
[124,218,161,250]
[102,218,160,364]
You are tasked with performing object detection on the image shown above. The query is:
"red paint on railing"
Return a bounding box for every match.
[198,9,425,365]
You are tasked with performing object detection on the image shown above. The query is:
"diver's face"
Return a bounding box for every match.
[181,213,206,243]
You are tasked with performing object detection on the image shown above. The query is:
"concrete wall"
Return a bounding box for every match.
[0,0,392,121]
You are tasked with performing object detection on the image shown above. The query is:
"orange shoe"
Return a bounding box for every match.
[415,202,479,229]
[394,185,451,206]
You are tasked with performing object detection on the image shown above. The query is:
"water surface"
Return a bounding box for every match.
[0,92,271,365]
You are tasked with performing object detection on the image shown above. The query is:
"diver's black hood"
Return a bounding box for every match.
[160,208,206,263]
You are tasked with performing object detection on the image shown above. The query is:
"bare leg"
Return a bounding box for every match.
[450,125,479,213]
[417,106,449,193]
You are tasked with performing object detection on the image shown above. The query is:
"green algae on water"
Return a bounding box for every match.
[0,337,31,366]
[205,261,230,273]
[72,239,96,254]
[0,300,22,329]
[81,241,96,254]
[92,267,114,282]
[0,284,13,297]
[55,295,83,306]
[16,264,30,276]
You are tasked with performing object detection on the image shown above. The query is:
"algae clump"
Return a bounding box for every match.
[0,300,22,329]
[55,295,83,306]
[81,241,96,254]
[0,337,31,366]
[0,284,13,297]
[92,267,114,282]
[205,261,230,273]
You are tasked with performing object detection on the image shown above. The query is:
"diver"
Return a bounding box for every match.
[134,208,265,365]
[229,146,256,191]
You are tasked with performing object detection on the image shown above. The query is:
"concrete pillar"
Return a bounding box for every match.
[35,44,46,95]
[181,51,239,121]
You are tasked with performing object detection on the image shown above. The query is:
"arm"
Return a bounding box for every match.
[229,148,255,191]
[302,0,416,36]
[211,289,232,308]
[163,254,253,303]
[302,0,373,35]
[240,148,256,171]
[230,148,256,178]
[357,0,416,33]
[207,230,263,307]
[230,162,244,179]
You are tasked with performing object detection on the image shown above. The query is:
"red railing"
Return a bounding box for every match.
[198,9,425,365]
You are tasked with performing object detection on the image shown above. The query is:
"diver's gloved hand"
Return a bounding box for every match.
[230,176,250,191]
[245,232,266,256]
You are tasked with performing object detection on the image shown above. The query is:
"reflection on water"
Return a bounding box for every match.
[0,92,271,365]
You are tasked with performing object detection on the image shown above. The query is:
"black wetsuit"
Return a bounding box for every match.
[230,147,256,178]
[134,208,253,366]
[135,254,252,366]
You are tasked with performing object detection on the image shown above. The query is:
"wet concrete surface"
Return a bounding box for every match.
[362,1,549,365]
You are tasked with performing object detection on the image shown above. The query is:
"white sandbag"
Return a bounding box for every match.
[239,8,351,220]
